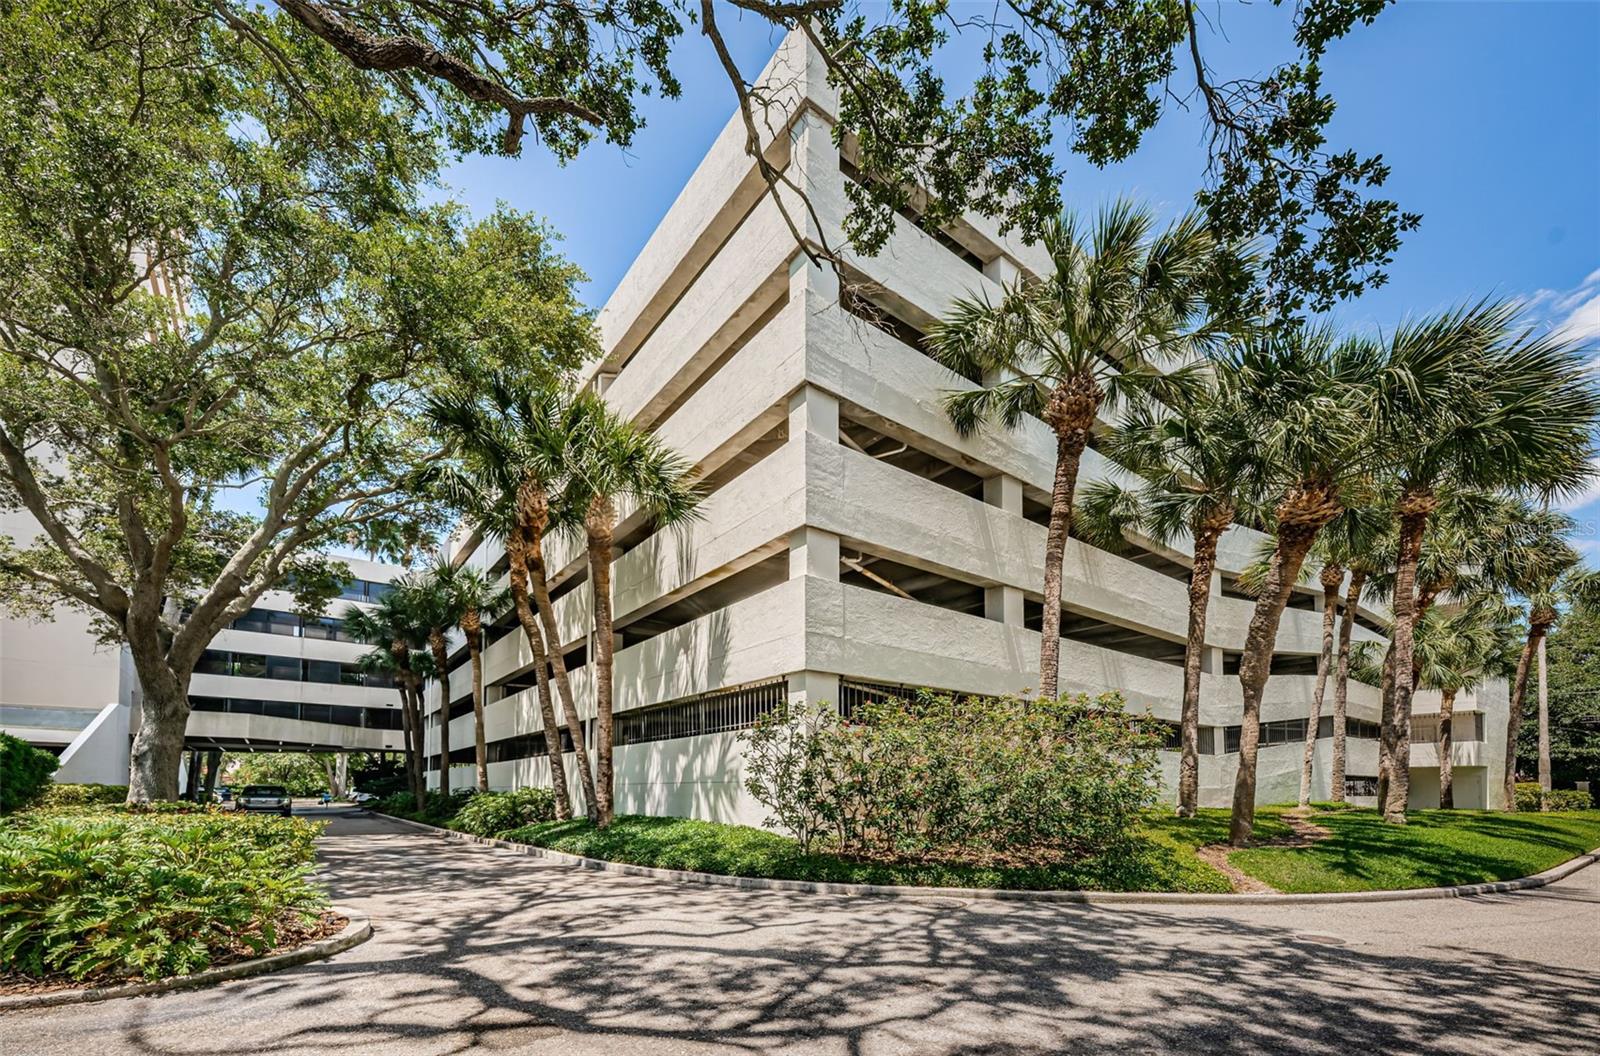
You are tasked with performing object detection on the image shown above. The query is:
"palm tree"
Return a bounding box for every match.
[1369,301,1600,824]
[345,595,430,810]
[1410,605,1519,808]
[1315,506,1390,803]
[429,558,510,792]
[427,373,596,820]
[561,391,701,827]
[1494,513,1598,809]
[1224,327,1379,846]
[1078,358,1266,816]
[926,200,1235,698]
[400,572,466,800]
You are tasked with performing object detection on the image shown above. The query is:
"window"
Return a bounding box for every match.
[613,680,789,747]
[197,650,232,676]
[233,653,267,679]
[1344,775,1379,797]
[265,655,302,681]
[307,659,342,685]
[1222,719,1308,753]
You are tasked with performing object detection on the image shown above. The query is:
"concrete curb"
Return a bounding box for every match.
[0,908,371,1012]
[376,813,1600,906]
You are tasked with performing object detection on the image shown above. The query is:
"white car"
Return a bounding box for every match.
[349,791,377,804]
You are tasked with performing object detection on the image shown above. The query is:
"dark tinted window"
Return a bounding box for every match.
[242,785,286,796]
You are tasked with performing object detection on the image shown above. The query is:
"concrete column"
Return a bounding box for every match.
[982,473,1025,624]
[1200,647,1226,675]
[982,254,1021,286]
[788,669,841,713]
[789,526,840,582]
[787,384,838,444]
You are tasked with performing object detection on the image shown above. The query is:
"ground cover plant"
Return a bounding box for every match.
[0,806,328,983]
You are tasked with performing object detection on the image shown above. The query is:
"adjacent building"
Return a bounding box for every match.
[1,555,407,785]
[431,32,1507,819]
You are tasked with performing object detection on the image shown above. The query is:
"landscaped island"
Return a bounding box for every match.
[0,753,338,993]
[376,794,1600,896]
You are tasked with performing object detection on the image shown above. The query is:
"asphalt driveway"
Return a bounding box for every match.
[7,806,1596,1055]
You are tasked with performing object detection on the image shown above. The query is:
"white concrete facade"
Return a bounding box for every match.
[0,554,407,785]
[426,32,1505,819]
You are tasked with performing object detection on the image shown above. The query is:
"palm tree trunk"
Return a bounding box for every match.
[429,629,452,800]
[1376,643,1395,809]
[1437,688,1456,809]
[1382,493,1435,824]
[587,508,617,828]
[1035,374,1104,699]
[1537,636,1551,807]
[527,528,599,821]
[1503,622,1548,811]
[507,527,573,820]
[400,681,425,811]
[464,611,489,792]
[1298,566,1343,807]
[1177,515,1227,817]
[1329,570,1364,802]
[1229,485,1340,847]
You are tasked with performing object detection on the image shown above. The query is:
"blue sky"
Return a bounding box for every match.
[435,1,1600,552]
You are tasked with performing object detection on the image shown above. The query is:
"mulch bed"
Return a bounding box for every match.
[0,910,348,997]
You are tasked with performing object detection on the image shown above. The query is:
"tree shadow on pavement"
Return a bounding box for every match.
[88,812,1600,1056]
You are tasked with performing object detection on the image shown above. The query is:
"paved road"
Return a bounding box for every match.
[8,807,1598,1055]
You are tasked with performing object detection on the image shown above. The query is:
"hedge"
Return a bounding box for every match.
[1513,782,1594,812]
[0,733,59,814]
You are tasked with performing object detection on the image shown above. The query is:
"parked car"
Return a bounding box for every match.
[235,785,292,816]
[349,791,377,805]
[213,785,233,803]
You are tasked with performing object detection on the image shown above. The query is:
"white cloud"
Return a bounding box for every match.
[1552,290,1600,345]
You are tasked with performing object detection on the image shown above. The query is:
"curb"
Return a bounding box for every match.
[375,814,1600,906]
[0,908,372,1012]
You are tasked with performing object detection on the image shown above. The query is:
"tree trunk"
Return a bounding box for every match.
[1503,622,1549,811]
[1229,485,1339,846]
[401,680,426,810]
[1437,688,1456,809]
[1177,514,1227,817]
[587,502,617,827]
[126,656,191,803]
[463,609,489,792]
[507,527,572,820]
[201,749,221,802]
[1537,636,1551,807]
[1037,375,1099,700]
[1382,493,1435,824]
[1376,641,1397,810]
[527,528,599,821]
[429,629,452,800]
[1299,565,1343,808]
[1330,570,1364,802]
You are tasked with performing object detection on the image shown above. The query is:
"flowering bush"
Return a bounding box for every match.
[743,691,1163,865]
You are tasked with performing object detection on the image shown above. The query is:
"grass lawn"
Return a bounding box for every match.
[489,806,1600,895]
[496,809,1299,894]
[1228,808,1600,893]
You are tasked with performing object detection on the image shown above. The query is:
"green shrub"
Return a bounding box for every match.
[1514,783,1595,812]
[38,783,128,808]
[0,733,59,814]
[0,810,326,981]
[372,788,477,824]
[743,691,1163,866]
[452,787,558,837]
